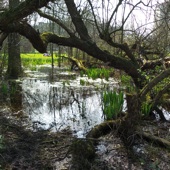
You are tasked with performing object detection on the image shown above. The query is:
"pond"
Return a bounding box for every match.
[1,65,170,139]
[3,65,123,138]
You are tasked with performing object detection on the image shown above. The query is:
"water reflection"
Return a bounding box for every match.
[22,79,104,137]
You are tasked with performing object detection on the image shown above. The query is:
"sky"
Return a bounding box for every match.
[33,0,166,32]
[104,0,166,31]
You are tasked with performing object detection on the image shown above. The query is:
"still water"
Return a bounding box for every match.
[21,69,120,137]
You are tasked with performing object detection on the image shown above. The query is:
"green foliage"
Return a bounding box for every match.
[21,53,58,68]
[86,68,114,80]
[121,74,135,92]
[141,101,152,116]
[102,90,124,120]
[1,82,8,95]
[80,70,85,77]
[0,81,17,97]
[80,79,85,85]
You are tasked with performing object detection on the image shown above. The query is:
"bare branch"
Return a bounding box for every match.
[37,9,75,37]
[64,0,91,41]
[86,0,101,34]
[140,68,170,99]
[105,0,124,32]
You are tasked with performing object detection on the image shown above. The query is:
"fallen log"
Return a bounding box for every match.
[61,55,87,71]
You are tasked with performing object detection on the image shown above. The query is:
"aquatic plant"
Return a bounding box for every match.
[80,79,85,85]
[141,101,152,116]
[102,90,124,120]
[86,68,114,80]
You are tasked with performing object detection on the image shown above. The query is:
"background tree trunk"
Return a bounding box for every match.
[7,0,22,79]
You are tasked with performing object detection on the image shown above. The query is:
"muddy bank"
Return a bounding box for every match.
[0,111,73,170]
[1,110,170,170]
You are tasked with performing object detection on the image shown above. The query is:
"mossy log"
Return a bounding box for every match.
[86,119,121,138]
[61,55,87,71]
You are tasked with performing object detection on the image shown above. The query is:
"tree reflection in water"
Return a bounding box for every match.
[22,79,104,137]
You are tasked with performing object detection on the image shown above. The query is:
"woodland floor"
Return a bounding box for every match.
[0,108,170,170]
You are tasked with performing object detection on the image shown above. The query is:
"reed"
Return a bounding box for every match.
[141,102,152,116]
[86,68,113,80]
[102,90,124,120]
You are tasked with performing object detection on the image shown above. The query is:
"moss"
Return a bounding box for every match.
[40,32,52,45]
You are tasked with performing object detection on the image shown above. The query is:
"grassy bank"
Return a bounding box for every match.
[21,53,58,68]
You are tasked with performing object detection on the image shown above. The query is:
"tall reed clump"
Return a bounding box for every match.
[102,90,124,120]
[87,68,113,81]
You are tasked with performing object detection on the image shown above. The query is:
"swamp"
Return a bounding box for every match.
[0,62,170,170]
[0,0,170,169]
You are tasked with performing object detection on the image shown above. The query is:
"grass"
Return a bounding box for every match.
[21,53,58,68]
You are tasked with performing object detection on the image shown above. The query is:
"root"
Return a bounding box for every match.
[86,119,121,138]
[137,131,170,149]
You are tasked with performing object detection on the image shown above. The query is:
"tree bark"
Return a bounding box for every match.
[7,32,22,79]
[7,0,22,79]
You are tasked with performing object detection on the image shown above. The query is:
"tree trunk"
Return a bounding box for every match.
[7,32,22,79]
[7,0,22,79]
[119,94,142,147]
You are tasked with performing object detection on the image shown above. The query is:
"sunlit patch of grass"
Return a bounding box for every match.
[21,53,58,68]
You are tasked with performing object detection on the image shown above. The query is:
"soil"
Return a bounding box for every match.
[0,108,170,170]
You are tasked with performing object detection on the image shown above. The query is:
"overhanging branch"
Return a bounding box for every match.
[5,22,47,53]
[0,0,53,27]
